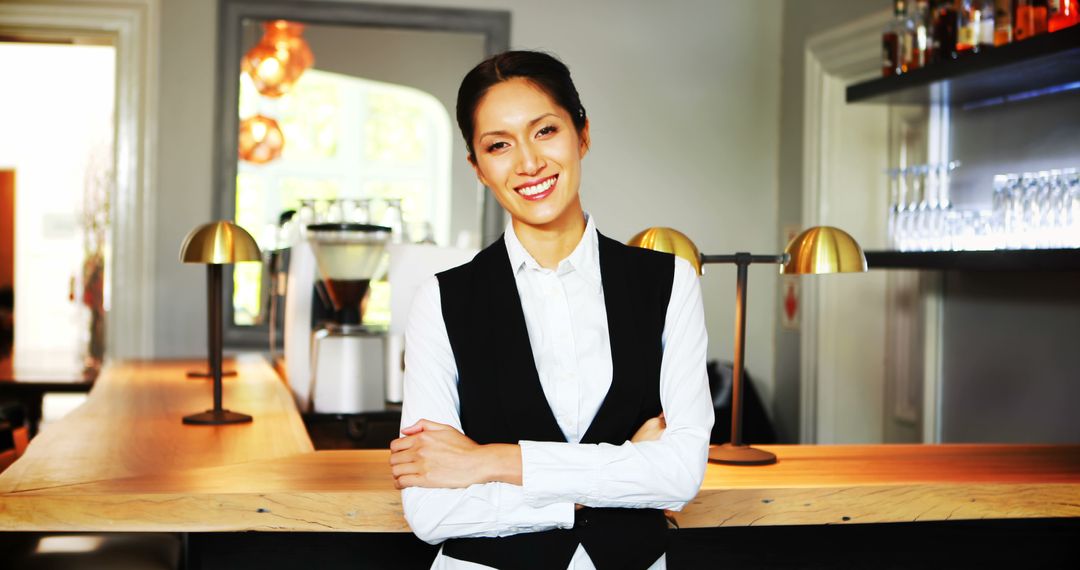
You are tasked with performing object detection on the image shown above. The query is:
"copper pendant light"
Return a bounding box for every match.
[241,20,314,98]
[238,115,285,164]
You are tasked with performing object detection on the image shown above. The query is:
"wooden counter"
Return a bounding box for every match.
[1,357,1078,532]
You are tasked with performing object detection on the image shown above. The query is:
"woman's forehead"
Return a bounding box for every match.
[475,79,568,131]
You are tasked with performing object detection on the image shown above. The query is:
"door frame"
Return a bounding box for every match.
[800,10,890,443]
[0,0,160,358]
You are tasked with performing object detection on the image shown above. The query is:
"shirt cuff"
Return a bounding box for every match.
[498,482,576,532]
[520,440,606,507]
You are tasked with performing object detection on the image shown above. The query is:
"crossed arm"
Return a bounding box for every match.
[392,260,711,544]
[390,415,668,489]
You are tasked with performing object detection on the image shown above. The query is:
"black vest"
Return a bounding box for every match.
[435,231,674,570]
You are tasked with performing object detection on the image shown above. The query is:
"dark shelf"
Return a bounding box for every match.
[846,25,1080,107]
[865,249,1080,271]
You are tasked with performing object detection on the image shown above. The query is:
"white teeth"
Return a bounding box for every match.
[518,176,556,196]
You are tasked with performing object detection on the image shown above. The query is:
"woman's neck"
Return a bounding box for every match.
[511,204,587,270]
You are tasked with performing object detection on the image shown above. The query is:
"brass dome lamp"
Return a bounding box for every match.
[628,226,867,465]
[179,221,262,425]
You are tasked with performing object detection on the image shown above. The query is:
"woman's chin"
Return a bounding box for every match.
[513,204,582,231]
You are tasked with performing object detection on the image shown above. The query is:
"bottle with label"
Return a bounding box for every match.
[883,0,910,76]
[976,0,997,47]
[958,0,996,52]
[906,0,932,70]
[994,0,1014,45]
[958,0,977,52]
[931,0,960,62]
[1049,0,1080,30]
[1015,0,1049,40]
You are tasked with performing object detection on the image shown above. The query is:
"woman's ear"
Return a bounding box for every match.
[579,119,591,158]
[468,153,489,188]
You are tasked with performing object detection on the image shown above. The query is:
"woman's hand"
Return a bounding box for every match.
[631,413,666,443]
[389,419,522,489]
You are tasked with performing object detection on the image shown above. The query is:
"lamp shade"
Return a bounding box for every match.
[780,226,867,275]
[180,221,261,264]
[241,20,314,98]
[238,115,285,164]
[627,227,702,275]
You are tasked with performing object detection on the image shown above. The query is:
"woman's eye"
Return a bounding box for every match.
[486,141,508,152]
[537,125,557,137]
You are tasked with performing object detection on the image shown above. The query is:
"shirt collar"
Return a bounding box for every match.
[503,213,603,291]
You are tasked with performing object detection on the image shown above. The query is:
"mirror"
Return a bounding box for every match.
[214,0,509,345]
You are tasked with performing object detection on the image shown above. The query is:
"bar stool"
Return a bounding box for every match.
[0,401,29,456]
[0,420,15,471]
[6,534,180,570]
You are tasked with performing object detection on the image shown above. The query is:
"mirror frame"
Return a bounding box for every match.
[214,0,510,347]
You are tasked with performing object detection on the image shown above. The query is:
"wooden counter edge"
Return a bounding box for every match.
[2,481,1077,532]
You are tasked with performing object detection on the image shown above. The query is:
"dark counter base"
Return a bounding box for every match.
[180,518,1079,570]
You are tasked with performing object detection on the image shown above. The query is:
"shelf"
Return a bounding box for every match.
[865,249,1080,271]
[846,25,1080,107]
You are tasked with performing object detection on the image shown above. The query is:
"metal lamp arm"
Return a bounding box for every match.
[696,251,788,465]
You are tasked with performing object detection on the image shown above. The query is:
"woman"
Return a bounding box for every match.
[390,51,713,570]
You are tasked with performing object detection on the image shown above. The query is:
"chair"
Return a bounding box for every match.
[706,360,778,445]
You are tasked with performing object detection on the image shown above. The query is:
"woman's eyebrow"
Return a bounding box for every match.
[478,113,559,140]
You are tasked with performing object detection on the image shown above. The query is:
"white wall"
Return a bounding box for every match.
[153,0,784,408]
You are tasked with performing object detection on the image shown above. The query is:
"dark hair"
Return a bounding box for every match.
[456,50,588,160]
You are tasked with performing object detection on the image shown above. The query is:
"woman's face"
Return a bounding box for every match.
[469,78,589,231]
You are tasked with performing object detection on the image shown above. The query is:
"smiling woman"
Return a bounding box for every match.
[467,78,590,261]
[392,51,714,570]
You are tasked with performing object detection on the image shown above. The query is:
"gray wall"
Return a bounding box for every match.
[941,271,1080,443]
[153,0,786,417]
[774,0,886,442]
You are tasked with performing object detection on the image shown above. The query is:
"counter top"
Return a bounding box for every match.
[1,357,1077,532]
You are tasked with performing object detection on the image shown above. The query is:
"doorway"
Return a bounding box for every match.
[0,39,116,376]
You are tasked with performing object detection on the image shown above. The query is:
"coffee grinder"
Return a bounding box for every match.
[305,223,390,413]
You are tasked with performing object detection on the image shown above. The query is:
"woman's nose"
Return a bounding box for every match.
[516,142,545,176]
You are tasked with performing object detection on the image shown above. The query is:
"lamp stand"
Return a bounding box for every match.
[704,253,780,466]
[183,264,252,425]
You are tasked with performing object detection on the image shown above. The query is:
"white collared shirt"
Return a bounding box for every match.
[400,215,713,570]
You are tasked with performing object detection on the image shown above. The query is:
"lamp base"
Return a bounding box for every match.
[182,409,253,425]
[709,443,777,466]
[186,370,237,378]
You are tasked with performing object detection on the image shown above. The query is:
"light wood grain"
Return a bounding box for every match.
[0,356,312,495]
[1,358,1078,532]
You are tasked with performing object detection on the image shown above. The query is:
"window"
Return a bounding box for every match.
[233,68,452,327]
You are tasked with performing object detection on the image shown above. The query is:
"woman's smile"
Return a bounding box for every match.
[515,173,559,200]
[469,77,589,234]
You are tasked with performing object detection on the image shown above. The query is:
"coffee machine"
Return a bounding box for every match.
[283,221,390,413]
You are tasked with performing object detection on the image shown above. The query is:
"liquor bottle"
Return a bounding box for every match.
[958,0,977,52]
[931,0,960,62]
[1015,0,1049,40]
[1049,0,1080,30]
[994,0,1014,45]
[976,0,997,48]
[883,0,910,76]
[906,0,932,70]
